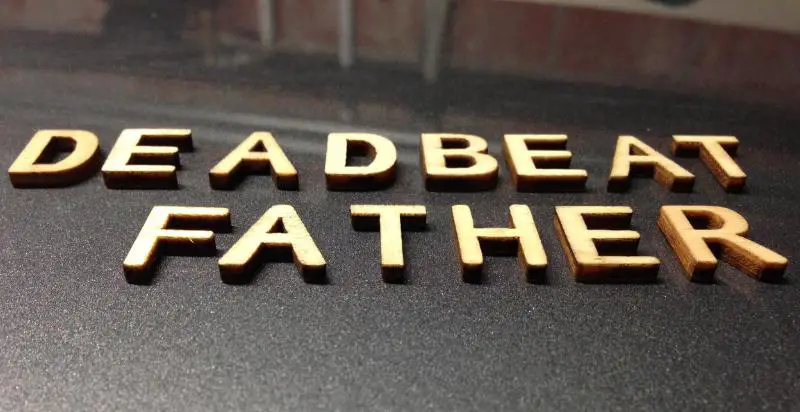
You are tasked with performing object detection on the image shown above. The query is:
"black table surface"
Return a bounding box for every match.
[0,61,798,411]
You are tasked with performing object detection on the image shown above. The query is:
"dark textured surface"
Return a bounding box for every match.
[0,63,799,411]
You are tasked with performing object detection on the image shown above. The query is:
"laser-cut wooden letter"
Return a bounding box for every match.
[123,206,231,284]
[351,204,427,283]
[421,134,498,191]
[658,205,787,282]
[218,205,326,284]
[102,129,193,189]
[209,132,298,190]
[325,133,397,190]
[503,134,587,192]
[672,135,746,192]
[608,135,694,192]
[555,206,660,283]
[9,130,101,188]
[452,205,547,283]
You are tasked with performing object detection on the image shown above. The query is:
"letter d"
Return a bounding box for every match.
[325,133,397,190]
[9,130,101,187]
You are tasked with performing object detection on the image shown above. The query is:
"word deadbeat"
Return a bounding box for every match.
[6,129,788,285]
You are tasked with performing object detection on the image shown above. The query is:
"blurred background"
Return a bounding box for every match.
[1,0,798,122]
[1,3,800,411]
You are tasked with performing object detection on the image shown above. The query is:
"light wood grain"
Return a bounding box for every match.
[325,133,397,190]
[555,206,660,283]
[608,135,694,192]
[659,205,787,282]
[9,130,100,188]
[421,134,499,191]
[123,206,231,284]
[102,129,193,189]
[672,135,746,192]
[503,134,587,192]
[209,132,298,190]
[219,205,326,284]
[452,205,547,283]
[351,205,427,283]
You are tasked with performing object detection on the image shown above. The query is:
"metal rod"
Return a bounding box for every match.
[422,0,451,83]
[338,0,355,69]
[257,0,276,48]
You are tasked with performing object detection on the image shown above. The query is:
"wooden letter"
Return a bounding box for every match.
[351,205,427,283]
[8,130,100,187]
[555,206,659,283]
[325,133,397,190]
[503,134,587,192]
[452,205,547,283]
[218,205,326,284]
[672,135,746,192]
[608,135,694,192]
[421,134,498,191]
[123,206,231,284]
[658,205,787,282]
[102,128,193,189]
[209,132,298,190]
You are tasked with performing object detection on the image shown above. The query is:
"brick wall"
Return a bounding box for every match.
[0,0,106,33]
[456,3,799,104]
[2,0,799,105]
[228,0,800,104]
[251,0,424,62]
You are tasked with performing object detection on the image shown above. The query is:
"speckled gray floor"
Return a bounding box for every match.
[0,33,798,411]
